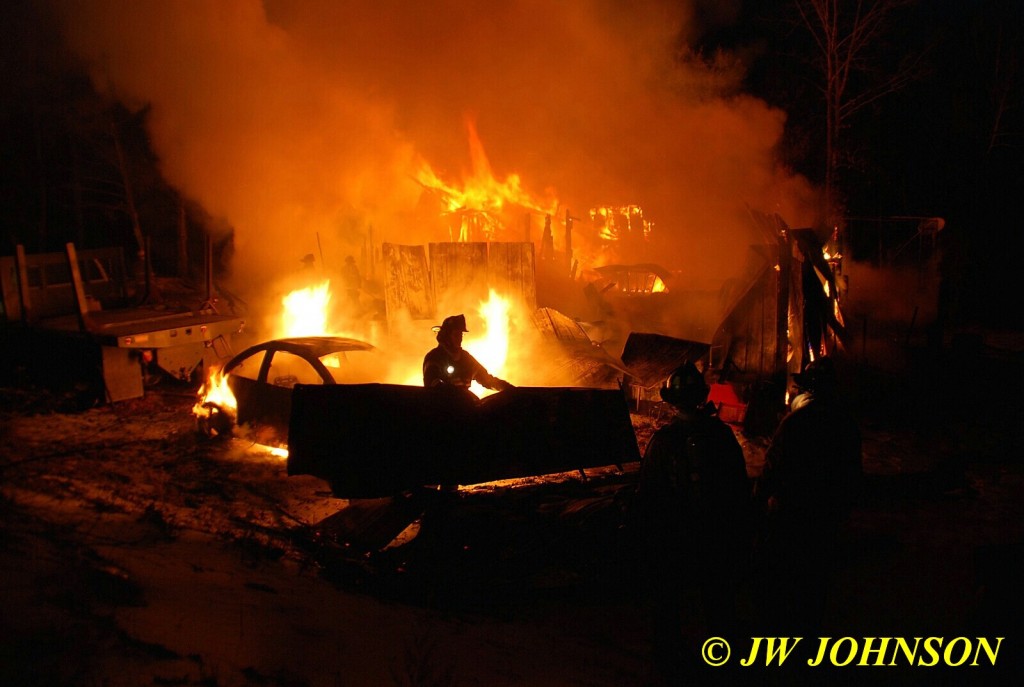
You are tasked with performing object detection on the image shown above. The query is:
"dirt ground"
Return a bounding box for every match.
[1,355,1022,686]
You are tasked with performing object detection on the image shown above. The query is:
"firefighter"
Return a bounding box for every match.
[633,362,751,684]
[341,255,361,306]
[420,314,512,489]
[754,355,863,636]
[422,314,512,396]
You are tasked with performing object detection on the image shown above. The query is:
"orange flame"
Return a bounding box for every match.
[466,289,512,396]
[192,365,238,437]
[279,280,332,337]
[415,120,557,241]
[195,279,336,422]
[590,205,652,242]
[194,274,519,446]
[193,366,236,415]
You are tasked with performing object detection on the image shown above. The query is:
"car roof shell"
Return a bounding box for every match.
[225,336,375,373]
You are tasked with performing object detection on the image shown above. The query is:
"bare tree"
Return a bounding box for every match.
[792,0,924,225]
[978,21,1020,155]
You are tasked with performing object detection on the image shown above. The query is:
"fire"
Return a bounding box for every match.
[466,289,512,397]
[193,365,237,436]
[591,205,652,242]
[193,366,236,415]
[279,280,332,337]
[193,273,518,452]
[398,290,515,393]
[415,120,557,241]
[194,278,335,430]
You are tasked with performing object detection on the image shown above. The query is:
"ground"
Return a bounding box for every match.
[1,361,1022,686]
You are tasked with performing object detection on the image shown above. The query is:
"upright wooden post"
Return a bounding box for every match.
[65,242,91,332]
[564,209,573,276]
[14,244,33,323]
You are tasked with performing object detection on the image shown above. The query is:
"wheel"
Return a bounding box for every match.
[196,401,234,438]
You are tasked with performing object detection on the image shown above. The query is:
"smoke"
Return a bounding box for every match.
[52,0,817,304]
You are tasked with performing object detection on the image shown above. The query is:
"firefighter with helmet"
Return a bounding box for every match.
[634,361,751,683]
[422,314,512,396]
[421,314,512,489]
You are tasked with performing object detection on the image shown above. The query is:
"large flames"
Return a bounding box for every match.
[194,128,560,445]
[193,280,339,436]
[415,120,558,242]
[194,279,520,439]
[591,205,652,243]
[466,289,512,397]
[280,280,332,337]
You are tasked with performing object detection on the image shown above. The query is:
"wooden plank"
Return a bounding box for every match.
[313,496,426,552]
[382,243,434,323]
[65,243,91,332]
[620,332,711,388]
[528,308,629,387]
[5,246,127,321]
[429,242,488,308]
[761,252,782,378]
[488,242,537,310]
[713,245,781,377]
[14,245,33,323]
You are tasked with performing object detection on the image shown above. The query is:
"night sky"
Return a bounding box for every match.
[2,0,1021,329]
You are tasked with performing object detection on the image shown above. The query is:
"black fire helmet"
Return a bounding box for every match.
[432,313,468,335]
[660,361,710,408]
[792,356,838,392]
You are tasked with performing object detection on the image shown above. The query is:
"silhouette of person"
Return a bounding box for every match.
[341,255,361,306]
[754,356,862,636]
[420,314,512,489]
[633,362,751,684]
[422,314,511,396]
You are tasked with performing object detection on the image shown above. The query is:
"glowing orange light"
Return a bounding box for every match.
[194,366,236,415]
[590,205,652,242]
[466,289,512,397]
[415,121,557,241]
[279,280,332,338]
[192,366,238,438]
